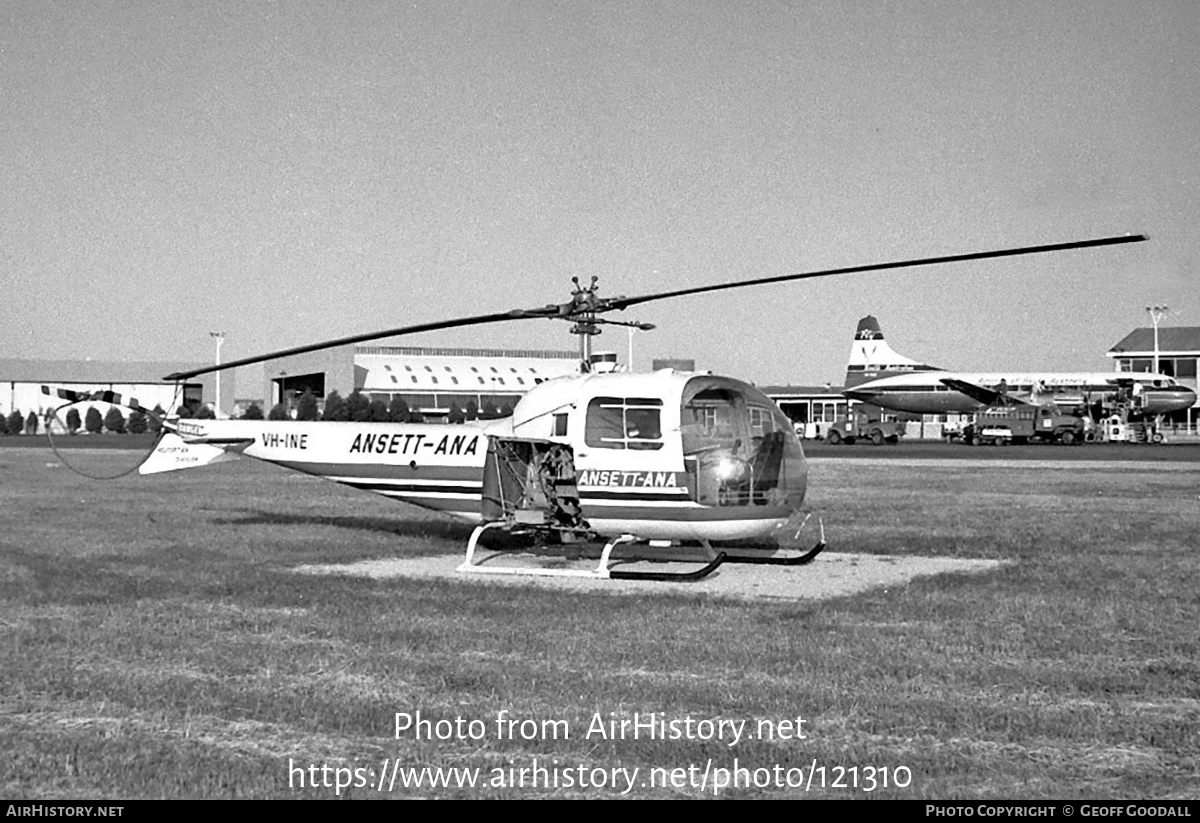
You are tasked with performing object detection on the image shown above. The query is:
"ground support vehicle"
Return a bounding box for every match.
[1121,420,1167,444]
[825,413,904,446]
[963,404,1085,446]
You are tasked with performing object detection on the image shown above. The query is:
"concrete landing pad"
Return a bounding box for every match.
[294,552,1006,602]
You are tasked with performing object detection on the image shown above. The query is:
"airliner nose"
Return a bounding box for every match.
[1150,386,1198,413]
[841,387,876,403]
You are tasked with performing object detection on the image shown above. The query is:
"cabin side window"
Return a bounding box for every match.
[585,396,663,450]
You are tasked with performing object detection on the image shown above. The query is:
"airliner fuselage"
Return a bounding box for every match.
[844,371,1196,415]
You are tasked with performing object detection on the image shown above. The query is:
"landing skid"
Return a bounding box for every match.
[457,525,726,582]
[718,541,826,565]
[718,517,827,566]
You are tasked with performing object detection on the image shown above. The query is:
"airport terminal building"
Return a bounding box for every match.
[757,384,853,437]
[1107,325,1200,429]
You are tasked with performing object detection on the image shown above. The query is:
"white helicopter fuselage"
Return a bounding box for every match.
[152,371,810,544]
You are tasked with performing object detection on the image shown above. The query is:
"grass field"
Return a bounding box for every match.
[1,447,1197,798]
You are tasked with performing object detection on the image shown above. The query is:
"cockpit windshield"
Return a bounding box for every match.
[680,376,806,509]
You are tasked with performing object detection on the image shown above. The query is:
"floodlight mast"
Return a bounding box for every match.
[1145,305,1169,374]
[209,331,225,418]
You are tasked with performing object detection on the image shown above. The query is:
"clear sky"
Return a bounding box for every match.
[2,1,1197,390]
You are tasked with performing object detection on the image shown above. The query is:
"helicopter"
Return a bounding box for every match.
[45,234,1147,581]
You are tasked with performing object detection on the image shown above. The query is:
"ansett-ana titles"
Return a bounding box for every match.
[347,432,480,456]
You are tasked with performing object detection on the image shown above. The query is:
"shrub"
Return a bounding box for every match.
[147,405,165,434]
[66,408,82,434]
[268,403,290,421]
[242,403,264,420]
[104,407,126,434]
[388,396,412,423]
[367,398,390,422]
[85,407,103,434]
[25,411,39,436]
[347,391,370,422]
[295,390,319,421]
[322,391,348,421]
[127,409,147,434]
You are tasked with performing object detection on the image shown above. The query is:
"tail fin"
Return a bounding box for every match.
[844,316,940,388]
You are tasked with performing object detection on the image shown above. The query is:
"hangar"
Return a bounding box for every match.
[264,345,581,421]
[0,358,219,431]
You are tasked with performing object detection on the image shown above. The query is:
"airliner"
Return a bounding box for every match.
[841,316,1197,415]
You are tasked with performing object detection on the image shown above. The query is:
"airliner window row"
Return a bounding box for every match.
[877,385,952,392]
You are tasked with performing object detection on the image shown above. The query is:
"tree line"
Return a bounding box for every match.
[0,389,513,435]
[0,404,167,436]
[0,402,218,435]
[266,389,512,423]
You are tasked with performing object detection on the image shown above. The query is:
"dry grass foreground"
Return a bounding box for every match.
[1,447,1197,798]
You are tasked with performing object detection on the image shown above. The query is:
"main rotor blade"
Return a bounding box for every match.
[605,234,1148,311]
[162,309,547,381]
[164,233,1146,382]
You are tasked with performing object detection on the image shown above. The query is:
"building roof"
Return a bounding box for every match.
[759,385,848,397]
[356,352,581,393]
[355,345,577,360]
[1107,327,1200,355]
[0,358,208,384]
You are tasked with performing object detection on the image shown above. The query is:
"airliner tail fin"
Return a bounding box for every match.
[845,316,939,388]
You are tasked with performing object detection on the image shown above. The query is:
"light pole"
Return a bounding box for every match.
[209,332,225,417]
[1145,306,1168,374]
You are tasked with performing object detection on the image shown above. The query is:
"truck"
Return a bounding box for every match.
[962,403,1085,446]
[824,412,904,446]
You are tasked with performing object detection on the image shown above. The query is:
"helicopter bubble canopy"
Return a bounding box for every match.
[511,371,807,513]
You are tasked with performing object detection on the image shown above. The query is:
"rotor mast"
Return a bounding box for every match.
[569,276,601,369]
[565,276,656,371]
